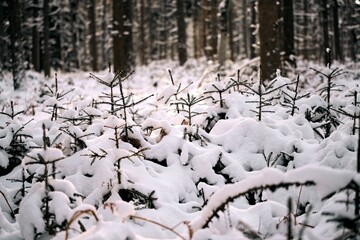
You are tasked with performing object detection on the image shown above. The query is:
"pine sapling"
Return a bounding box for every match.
[281,75,310,116]
[311,65,345,137]
[171,93,208,126]
[157,69,192,114]
[42,73,74,121]
[24,124,65,235]
[204,73,233,108]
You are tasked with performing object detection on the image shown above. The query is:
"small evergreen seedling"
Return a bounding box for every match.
[42,73,74,121]
[281,75,310,116]
[204,74,232,108]
[310,64,345,137]
[171,93,208,126]
[0,101,24,120]
[157,69,192,114]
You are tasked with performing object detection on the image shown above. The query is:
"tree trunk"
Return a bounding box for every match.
[210,0,218,59]
[332,0,343,62]
[176,0,187,65]
[258,0,281,82]
[218,0,229,66]
[321,0,330,66]
[282,0,295,67]
[193,0,201,58]
[32,0,40,72]
[250,0,257,59]
[43,0,50,77]
[123,0,134,70]
[0,1,6,70]
[88,0,98,71]
[139,0,147,65]
[8,0,22,89]
[241,0,249,58]
[113,0,134,74]
[228,0,235,61]
[70,0,79,70]
[303,0,308,59]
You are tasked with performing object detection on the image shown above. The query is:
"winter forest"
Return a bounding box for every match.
[1,0,360,239]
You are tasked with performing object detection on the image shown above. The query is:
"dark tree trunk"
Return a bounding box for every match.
[32,0,40,72]
[70,0,79,69]
[210,0,218,59]
[43,0,50,77]
[0,1,6,70]
[113,0,125,74]
[250,0,257,59]
[282,0,295,67]
[139,0,147,65]
[8,0,22,89]
[88,0,98,71]
[113,0,134,74]
[321,0,330,66]
[218,0,229,66]
[242,0,249,58]
[228,0,235,61]
[123,0,134,70]
[193,0,201,58]
[258,0,281,82]
[303,0,308,59]
[332,0,343,62]
[176,0,187,65]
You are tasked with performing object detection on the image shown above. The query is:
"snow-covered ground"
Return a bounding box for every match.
[0,58,360,240]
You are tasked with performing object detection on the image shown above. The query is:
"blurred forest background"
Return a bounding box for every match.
[0,0,359,89]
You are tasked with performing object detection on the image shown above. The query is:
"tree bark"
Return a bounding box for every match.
[321,0,330,66]
[193,0,201,58]
[8,0,22,89]
[43,0,50,77]
[176,0,187,65]
[210,0,218,59]
[139,0,147,65]
[282,0,295,67]
[0,1,7,70]
[332,0,343,62]
[113,0,134,74]
[218,0,229,66]
[250,0,257,59]
[88,0,98,71]
[32,0,40,72]
[258,0,281,82]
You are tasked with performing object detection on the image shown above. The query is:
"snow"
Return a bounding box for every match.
[0,59,360,239]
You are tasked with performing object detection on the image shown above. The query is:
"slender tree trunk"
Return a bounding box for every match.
[112,0,125,73]
[0,1,6,70]
[193,0,201,58]
[43,0,50,77]
[242,0,249,58]
[303,0,308,59]
[258,0,281,82]
[123,0,134,70]
[70,1,79,69]
[250,0,257,59]
[218,0,229,66]
[9,0,22,89]
[282,0,295,67]
[88,0,98,71]
[228,0,235,61]
[202,0,209,59]
[210,0,218,59]
[176,0,187,65]
[332,0,343,62]
[32,0,40,72]
[321,0,330,66]
[139,0,147,65]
